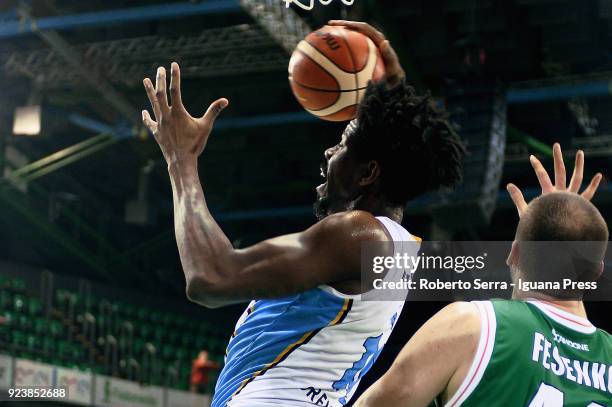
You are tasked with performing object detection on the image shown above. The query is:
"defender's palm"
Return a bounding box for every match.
[507,143,603,217]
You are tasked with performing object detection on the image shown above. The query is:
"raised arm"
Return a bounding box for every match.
[507,143,603,217]
[142,63,387,308]
[354,302,481,407]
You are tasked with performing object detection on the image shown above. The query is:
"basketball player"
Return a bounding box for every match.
[142,21,465,406]
[354,144,609,407]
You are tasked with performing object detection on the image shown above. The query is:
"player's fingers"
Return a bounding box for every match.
[328,20,386,46]
[155,66,170,116]
[553,143,566,189]
[530,155,554,193]
[169,62,183,109]
[201,98,229,125]
[581,173,603,201]
[379,40,404,79]
[143,78,161,121]
[507,183,528,217]
[142,110,157,133]
[568,150,584,193]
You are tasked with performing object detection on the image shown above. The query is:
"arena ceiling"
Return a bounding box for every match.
[0,0,610,296]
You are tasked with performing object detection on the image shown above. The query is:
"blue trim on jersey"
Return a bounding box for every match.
[212,288,348,407]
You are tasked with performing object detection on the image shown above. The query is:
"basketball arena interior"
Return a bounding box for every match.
[0,0,610,406]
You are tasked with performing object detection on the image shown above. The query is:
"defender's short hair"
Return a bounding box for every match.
[516,192,609,299]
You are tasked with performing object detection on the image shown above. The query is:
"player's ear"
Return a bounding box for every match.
[359,160,380,187]
[507,240,519,267]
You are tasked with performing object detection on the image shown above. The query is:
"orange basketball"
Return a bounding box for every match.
[288,25,386,122]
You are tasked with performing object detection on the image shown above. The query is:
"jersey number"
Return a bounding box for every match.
[528,382,605,407]
[332,334,383,405]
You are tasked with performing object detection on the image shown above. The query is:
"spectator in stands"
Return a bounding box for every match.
[190,350,220,394]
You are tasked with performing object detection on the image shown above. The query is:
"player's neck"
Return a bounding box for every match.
[518,292,588,319]
[352,195,404,223]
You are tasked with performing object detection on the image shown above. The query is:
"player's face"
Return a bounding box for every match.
[314,120,364,220]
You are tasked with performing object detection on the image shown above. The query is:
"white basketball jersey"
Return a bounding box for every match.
[212,216,418,407]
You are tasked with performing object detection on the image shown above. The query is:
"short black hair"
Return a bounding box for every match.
[348,80,466,205]
[516,192,609,299]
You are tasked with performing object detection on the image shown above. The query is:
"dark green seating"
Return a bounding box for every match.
[133,338,145,355]
[11,330,25,347]
[168,331,180,344]
[8,277,26,293]
[26,334,39,351]
[49,320,64,338]
[180,333,194,347]
[13,295,25,313]
[32,317,46,335]
[0,291,12,311]
[175,348,187,361]
[0,278,227,393]
[41,337,55,355]
[136,307,148,321]
[161,313,173,326]
[27,297,42,316]
[162,345,175,361]
[0,276,9,290]
[154,326,165,342]
[138,323,152,338]
[16,314,31,331]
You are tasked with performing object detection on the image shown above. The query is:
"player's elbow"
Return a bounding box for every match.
[185,275,226,309]
[356,375,417,407]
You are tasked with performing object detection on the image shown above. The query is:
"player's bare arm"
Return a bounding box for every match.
[354,302,481,407]
[142,62,389,308]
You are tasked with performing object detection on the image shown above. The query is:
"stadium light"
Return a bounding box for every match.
[12,105,41,136]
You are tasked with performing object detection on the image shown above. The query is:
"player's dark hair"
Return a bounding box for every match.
[348,80,466,205]
[516,192,609,299]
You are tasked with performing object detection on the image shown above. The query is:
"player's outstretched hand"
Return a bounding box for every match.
[142,62,229,166]
[507,143,603,217]
[328,20,405,88]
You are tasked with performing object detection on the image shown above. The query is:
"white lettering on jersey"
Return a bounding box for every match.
[531,332,611,394]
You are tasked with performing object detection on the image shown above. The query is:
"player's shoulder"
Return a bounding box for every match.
[439,301,482,324]
[314,210,391,243]
[424,302,481,350]
[595,326,612,340]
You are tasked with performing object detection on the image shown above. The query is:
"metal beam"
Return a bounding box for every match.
[0,1,242,39]
[5,24,287,87]
[507,80,612,104]
[215,111,317,130]
[9,134,110,178]
[3,113,123,186]
[240,0,311,53]
[31,27,139,124]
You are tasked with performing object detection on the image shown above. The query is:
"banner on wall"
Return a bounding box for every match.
[54,366,93,405]
[0,355,12,390]
[94,375,164,407]
[166,388,211,407]
[14,358,53,387]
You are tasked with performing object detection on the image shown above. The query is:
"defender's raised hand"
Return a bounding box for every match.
[507,143,603,217]
[328,20,405,88]
[142,62,229,166]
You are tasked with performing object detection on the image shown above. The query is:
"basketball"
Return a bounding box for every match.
[288,25,386,122]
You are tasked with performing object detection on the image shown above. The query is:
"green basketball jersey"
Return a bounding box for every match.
[445,300,611,407]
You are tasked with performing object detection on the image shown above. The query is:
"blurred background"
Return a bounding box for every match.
[0,0,610,405]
